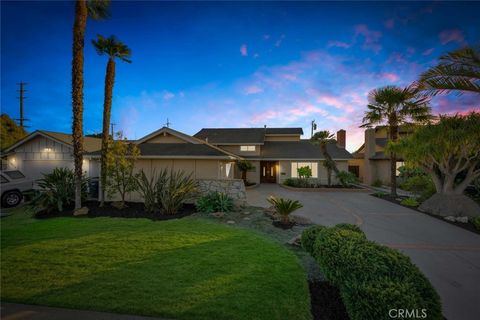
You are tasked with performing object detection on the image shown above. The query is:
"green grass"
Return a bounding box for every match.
[1,209,311,320]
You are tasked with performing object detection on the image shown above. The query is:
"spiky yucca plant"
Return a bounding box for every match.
[267,196,303,225]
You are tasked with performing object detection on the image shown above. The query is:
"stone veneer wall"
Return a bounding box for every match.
[197,179,247,204]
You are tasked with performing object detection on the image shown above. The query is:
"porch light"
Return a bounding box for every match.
[44,147,52,152]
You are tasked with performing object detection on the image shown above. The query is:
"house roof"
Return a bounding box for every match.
[194,128,266,144]
[369,151,404,161]
[194,127,303,144]
[2,130,102,154]
[249,141,352,160]
[265,128,303,135]
[87,143,235,159]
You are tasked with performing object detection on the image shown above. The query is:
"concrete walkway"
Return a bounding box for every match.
[248,184,480,320]
[0,303,167,320]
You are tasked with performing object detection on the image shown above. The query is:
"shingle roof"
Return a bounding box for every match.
[194,128,266,144]
[40,131,102,152]
[256,141,352,160]
[265,128,303,135]
[88,143,231,158]
[194,127,303,144]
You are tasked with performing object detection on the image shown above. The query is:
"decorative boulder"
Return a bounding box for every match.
[419,194,480,218]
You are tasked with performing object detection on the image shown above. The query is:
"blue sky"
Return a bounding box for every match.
[1,1,479,151]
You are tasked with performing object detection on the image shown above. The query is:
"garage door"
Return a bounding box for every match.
[22,160,73,180]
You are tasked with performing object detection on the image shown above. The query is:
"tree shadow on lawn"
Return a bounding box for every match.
[2,228,311,320]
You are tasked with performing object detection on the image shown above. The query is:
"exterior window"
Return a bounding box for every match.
[240,145,255,152]
[291,162,318,178]
[219,161,234,179]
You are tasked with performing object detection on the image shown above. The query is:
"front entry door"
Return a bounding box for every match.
[260,161,277,183]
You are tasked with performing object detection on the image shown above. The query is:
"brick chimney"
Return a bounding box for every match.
[336,129,346,148]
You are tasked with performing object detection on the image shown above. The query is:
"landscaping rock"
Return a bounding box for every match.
[287,234,302,246]
[456,216,469,223]
[210,212,225,218]
[419,194,480,217]
[242,211,251,215]
[73,207,89,216]
[226,220,236,224]
[292,215,313,225]
[243,217,251,221]
[444,216,456,222]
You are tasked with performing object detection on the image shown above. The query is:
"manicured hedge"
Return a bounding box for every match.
[302,224,442,320]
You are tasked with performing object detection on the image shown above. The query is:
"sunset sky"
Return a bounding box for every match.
[1,1,479,151]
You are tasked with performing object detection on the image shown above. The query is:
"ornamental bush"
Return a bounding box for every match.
[196,192,234,213]
[302,225,442,320]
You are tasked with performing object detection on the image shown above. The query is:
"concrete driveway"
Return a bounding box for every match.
[248,184,480,320]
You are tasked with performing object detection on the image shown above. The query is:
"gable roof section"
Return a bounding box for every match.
[2,130,102,154]
[194,128,266,144]
[256,141,352,160]
[137,127,202,145]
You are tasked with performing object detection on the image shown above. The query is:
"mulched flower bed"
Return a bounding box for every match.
[371,194,480,235]
[309,280,349,320]
[35,201,196,221]
[272,220,297,230]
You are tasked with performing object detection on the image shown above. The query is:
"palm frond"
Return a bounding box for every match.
[92,34,132,63]
[87,0,110,20]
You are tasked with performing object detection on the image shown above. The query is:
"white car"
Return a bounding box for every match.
[1,170,34,208]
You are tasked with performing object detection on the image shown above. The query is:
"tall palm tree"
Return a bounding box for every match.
[361,85,432,196]
[417,46,480,96]
[310,130,338,186]
[92,35,132,205]
[71,0,109,210]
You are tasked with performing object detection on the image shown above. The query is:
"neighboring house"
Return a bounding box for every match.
[348,126,408,185]
[1,130,101,180]
[194,127,352,185]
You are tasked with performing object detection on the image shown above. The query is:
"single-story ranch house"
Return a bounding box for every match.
[2,126,353,200]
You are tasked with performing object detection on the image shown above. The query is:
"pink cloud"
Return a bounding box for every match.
[249,102,329,124]
[244,85,263,95]
[355,24,382,53]
[422,48,435,56]
[384,19,395,29]
[386,52,408,65]
[316,95,344,109]
[240,44,248,56]
[379,72,399,82]
[439,29,465,45]
[327,40,351,49]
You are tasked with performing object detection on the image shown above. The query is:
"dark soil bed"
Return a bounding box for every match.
[371,194,480,235]
[35,201,196,221]
[272,220,297,229]
[309,280,349,320]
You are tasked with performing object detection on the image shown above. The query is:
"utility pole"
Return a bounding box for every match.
[311,120,317,138]
[110,122,116,137]
[16,81,29,129]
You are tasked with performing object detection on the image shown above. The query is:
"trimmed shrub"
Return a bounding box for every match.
[301,225,327,254]
[196,192,233,213]
[297,166,312,179]
[302,226,442,320]
[400,197,419,207]
[333,223,365,236]
[372,191,388,197]
[401,175,436,202]
[336,171,357,187]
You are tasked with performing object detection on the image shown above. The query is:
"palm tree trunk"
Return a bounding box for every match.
[389,124,399,197]
[72,0,87,210]
[100,57,116,205]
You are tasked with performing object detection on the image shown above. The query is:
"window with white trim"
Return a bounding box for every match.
[291,162,318,178]
[240,145,256,152]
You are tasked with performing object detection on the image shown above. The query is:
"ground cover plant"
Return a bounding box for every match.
[196,192,234,213]
[1,209,311,320]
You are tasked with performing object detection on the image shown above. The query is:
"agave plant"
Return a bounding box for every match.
[135,169,158,213]
[156,169,197,215]
[267,196,303,225]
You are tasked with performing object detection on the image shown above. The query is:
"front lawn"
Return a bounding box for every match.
[1,209,311,320]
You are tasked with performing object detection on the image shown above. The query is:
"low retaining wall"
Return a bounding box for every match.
[197,179,247,203]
